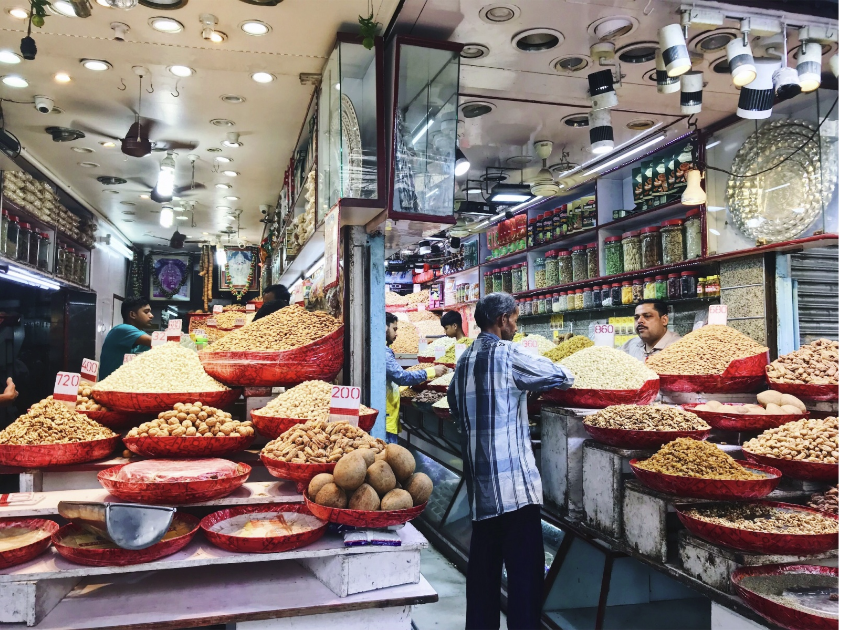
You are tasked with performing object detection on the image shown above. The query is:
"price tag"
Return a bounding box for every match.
[80,358,98,383]
[329,385,362,427]
[207,319,218,327]
[234,317,246,327]
[419,337,428,354]
[123,354,136,364]
[455,344,467,361]
[53,372,80,408]
[151,331,168,347]
[417,304,426,312]
[520,339,540,357]
[413,283,421,293]
[193,329,206,338]
[593,324,615,348]
[213,305,223,314]
[708,304,728,326]
[246,304,255,312]
[167,319,182,332]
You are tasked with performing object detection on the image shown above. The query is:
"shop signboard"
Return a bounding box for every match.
[80,358,98,383]
[709,304,728,325]
[54,372,80,408]
[328,385,361,427]
[594,324,615,348]
[324,204,341,289]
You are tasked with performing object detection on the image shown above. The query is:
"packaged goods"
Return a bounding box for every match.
[262,420,385,464]
[584,405,710,431]
[126,403,255,438]
[76,383,107,411]
[766,339,839,386]
[809,487,838,514]
[413,390,445,404]
[645,325,769,376]
[209,305,341,352]
[255,381,375,421]
[558,346,659,390]
[0,398,116,445]
[683,503,838,535]
[116,458,242,482]
[439,337,474,363]
[390,321,421,354]
[543,335,593,362]
[94,343,228,393]
[636,438,764,480]
[743,417,838,464]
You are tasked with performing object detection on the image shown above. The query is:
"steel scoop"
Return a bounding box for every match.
[57,501,176,550]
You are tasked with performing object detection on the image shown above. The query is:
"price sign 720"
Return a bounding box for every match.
[54,372,80,408]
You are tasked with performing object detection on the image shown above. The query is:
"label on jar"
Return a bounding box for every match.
[80,358,98,383]
[329,385,361,427]
[593,324,615,348]
[167,319,182,332]
[708,304,728,326]
[53,371,80,408]
[151,331,168,347]
[123,354,136,364]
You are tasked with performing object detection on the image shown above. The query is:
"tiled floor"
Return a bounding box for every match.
[412,546,508,630]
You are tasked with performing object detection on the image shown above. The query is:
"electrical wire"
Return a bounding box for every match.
[706,97,838,179]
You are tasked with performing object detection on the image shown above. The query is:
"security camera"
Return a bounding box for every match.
[111,22,130,42]
[34,96,54,114]
[259,204,270,215]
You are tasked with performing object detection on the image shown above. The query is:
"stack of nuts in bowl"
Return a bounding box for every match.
[646,325,768,375]
[0,397,116,445]
[636,438,763,480]
[584,405,710,432]
[76,383,107,412]
[308,444,433,511]
[262,420,385,464]
[126,403,255,438]
[766,339,839,386]
[695,391,807,415]
[254,381,375,421]
[558,346,658,390]
[743,417,838,464]
[209,305,341,351]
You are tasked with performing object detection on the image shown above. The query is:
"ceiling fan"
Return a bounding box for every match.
[145,230,205,249]
[530,140,562,197]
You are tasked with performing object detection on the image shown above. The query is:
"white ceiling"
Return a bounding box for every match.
[0,0,399,247]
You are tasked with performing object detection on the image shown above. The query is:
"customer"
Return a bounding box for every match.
[386,312,446,443]
[99,297,153,380]
[620,301,682,361]
[440,310,466,340]
[253,284,291,321]
[447,293,574,630]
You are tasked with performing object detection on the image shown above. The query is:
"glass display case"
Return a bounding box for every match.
[389,37,461,221]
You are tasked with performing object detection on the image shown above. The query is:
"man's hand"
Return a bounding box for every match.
[433,365,447,378]
[0,377,18,406]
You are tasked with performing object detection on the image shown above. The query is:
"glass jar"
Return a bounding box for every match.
[535,213,545,244]
[501,266,513,294]
[55,244,65,278]
[484,271,493,296]
[621,281,634,305]
[493,268,503,293]
[655,275,667,299]
[557,291,566,312]
[539,294,548,315]
[632,278,644,303]
[684,209,702,260]
[667,273,681,300]
[592,285,602,308]
[0,211,8,254]
[557,250,572,285]
[621,230,642,272]
[709,275,721,297]
[521,295,532,316]
[661,219,685,264]
[610,283,622,306]
[511,264,523,294]
[604,236,623,276]
[681,271,697,298]
[5,215,19,260]
[697,276,706,298]
[551,210,560,240]
[550,293,559,312]
[530,295,540,314]
[640,226,662,269]
[28,230,42,267]
[78,254,88,286]
[571,245,587,282]
[545,251,559,287]
[643,277,656,300]
[67,248,78,282]
[38,233,50,271]
[602,285,613,307]
[583,287,594,309]
[586,242,599,279]
[17,221,32,263]
[534,257,546,289]
[528,218,537,248]
[574,289,584,311]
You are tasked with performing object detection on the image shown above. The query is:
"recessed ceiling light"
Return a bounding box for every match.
[588,16,638,41]
[710,57,730,74]
[121,210,136,215]
[224,195,239,201]
[220,94,246,104]
[100,141,116,148]
[123,219,134,222]
[211,118,235,127]
[81,59,111,71]
[459,101,495,118]
[551,55,591,73]
[216,206,231,211]
[222,170,239,177]
[461,44,489,59]
[215,156,232,163]
[240,20,271,36]
[215,183,232,189]
[512,28,564,53]
[626,118,657,130]
[7,8,29,19]
[50,1,79,17]
[120,201,136,206]
[1,75,27,88]
[251,72,275,83]
[202,232,209,235]
[617,42,658,64]
[562,114,590,127]
[72,147,94,153]
[691,29,737,54]
[149,16,183,33]
[54,72,71,83]
[139,194,150,199]
[176,214,188,220]
[168,65,194,77]
[0,50,22,65]
[479,4,520,23]
[95,0,110,6]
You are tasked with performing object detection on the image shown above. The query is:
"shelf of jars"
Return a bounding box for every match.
[430,300,478,312]
[516,295,719,319]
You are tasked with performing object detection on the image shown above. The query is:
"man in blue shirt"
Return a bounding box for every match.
[99,297,153,380]
[448,293,574,630]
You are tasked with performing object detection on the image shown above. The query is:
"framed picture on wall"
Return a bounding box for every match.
[149,254,192,302]
[219,247,258,292]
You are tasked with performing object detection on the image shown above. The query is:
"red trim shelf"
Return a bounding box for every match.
[598,199,691,231]
[415,264,482,285]
[429,301,478,312]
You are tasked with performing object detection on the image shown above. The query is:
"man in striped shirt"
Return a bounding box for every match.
[447,293,574,630]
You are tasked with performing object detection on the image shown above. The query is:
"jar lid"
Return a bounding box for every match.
[668,273,680,278]
[41,232,49,238]
[685,208,701,219]
[571,245,586,251]
[643,277,653,282]
[67,247,75,253]
[559,291,566,296]
[546,250,555,257]
[529,218,537,223]
[655,275,666,280]
[633,279,643,284]
[80,254,87,260]
[622,230,640,238]
[20,222,31,229]
[586,242,597,249]
[661,219,683,227]
[605,235,622,244]
[680,271,696,276]
[592,285,600,290]
[552,293,559,297]
[640,226,660,234]
[576,289,583,293]
[558,250,571,256]
[611,283,621,287]
[622,280,631,286]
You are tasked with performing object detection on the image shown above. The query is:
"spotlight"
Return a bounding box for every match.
[655,47,680,93]
[796,41,822,92]
[726,37,756,87]
[830,54,838,78]
[588,69,618,110]
[773,66,801,101]
[418,240,431,255]
[588,108,614,154]
[155,151,176,200]
[449,237,461,253]
[160,206,174,228]
[680,71,703,114]
[658,24,691,77]
[737,58,779,120]
[455,147,470,177]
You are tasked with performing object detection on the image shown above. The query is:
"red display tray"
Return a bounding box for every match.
[432,407,452,421]
[656,351,769,393]
[51,513,199,567]
[199,326,344,387]
[541,378,660,408]
[123,434,253,458]
[428,384,449,393]
[0,436,121,468]
[417,355,436,364]
[78,410,147,429]
[732,564,839,630]
[629,459,781,500]
[250,409,378,440]
[358,409,377,432]
[90,389,241,414]
[676,501,838,555]
[742,448,839,482]
[0,519,59,569]
[260,453,336,484]
[764,373,839,402]
[305,496,427,528]
[681,403,805,432]
[200,503,328,553]
[97,462,251,504]
[583,425,710,450]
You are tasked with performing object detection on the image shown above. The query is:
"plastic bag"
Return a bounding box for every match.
[116,458,241,483]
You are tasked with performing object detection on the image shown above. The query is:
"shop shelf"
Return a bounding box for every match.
[518,296,717,318]
[278,223,325,287]
[528,226,599,255]
[597,198,691,233]
[430,300,477,312]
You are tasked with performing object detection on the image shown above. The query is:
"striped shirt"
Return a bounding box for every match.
[447,332,575,521]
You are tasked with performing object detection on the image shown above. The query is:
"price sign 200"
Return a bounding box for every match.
[329,385,361,427]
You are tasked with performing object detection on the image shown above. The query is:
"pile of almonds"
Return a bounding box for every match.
[766,339,839,386]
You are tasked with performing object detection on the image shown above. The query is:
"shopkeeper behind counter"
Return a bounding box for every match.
[440,310,466,340]
[99,297,153,380]
[620,301,681,361]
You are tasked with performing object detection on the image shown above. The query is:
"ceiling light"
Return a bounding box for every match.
[149,16,183,33]
[102,189,119,194]
[216,183,232,189]
[737,58,779,119]
[168,65,194,78]
[120,201,135,206]
[224,195,239,201]
[773,66,801,101]
[0,51,21,64]
[552,55,590,72]
[96,0,110,6]
[176,213,188,220]
[460,100,495,119]
[160,206,174,228]
[54,72,71,83]
[692,29,737,53]
[655,47,680,93]
[726,37,756,87]
[105,0,138,8]
[455,147,470,177]
[1,75,27,88]
[78,162,99,168]
[216,206,231,211]
[796,42,822,92]
[215,156,232,163]
[251,72,275,83]
[562,114,589,127]
[100,141,116,148]
[588,108,613,154]
[220,94,245,104]
[617,42,658,64]
[240,20,271,36]
[461,44,489,59]
[709,228,721,236]
[830,54,838,78]
[211,119,235,127]
[222,132,242,148]
[207,30,226,43]
[584,132,667,175]
[658,24,691,77]
[588,69,617,110]
[480,4,519,23]
[155,151,176,200]
[51,1,79,17]
[140,194,149,199]
[72,147,94,153]
[627,119,656,130]
[207,147,222,153]
[680,71,703,114]
[7,8,29,19]
[589,15,637,40]
[512,28,564,53]
[681,169,707,205]
[81,59,112,71]
[222,170,239,177]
